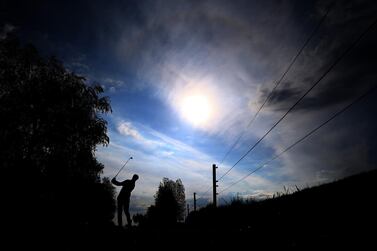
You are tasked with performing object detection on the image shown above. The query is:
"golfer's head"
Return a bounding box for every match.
[132,174,139,181]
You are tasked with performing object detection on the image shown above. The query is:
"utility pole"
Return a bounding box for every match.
[212,164,218,207]
[187,203,190,216]
[193,192,197,212]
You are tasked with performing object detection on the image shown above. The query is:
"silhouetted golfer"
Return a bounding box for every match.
[111,174,139,227]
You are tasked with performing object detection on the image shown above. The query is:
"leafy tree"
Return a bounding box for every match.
[149,177,186,225]
[0,35,115,229]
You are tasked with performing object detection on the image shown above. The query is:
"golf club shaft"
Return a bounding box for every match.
[114,157,132,178]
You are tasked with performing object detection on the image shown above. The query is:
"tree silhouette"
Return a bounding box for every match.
[147,178,186,226]
[0,35,115,230]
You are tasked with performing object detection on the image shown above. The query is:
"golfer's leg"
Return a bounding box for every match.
[117,199,123,226]
[124,201,131,226]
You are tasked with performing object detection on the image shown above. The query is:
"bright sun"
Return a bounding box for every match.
[181,95,211,126]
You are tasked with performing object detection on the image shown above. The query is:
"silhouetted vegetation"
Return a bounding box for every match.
[134,178,186,227]
[186,169,377,248]
[77,169,376,250]
[0,35,115,232]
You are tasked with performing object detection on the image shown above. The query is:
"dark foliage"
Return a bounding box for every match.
[186,169,377,249]
[134,178,185,227]
[0,35,115,232]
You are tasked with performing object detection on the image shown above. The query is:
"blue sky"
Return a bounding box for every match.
[2,0,377,213]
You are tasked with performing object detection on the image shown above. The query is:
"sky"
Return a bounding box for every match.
[2,0,377,213]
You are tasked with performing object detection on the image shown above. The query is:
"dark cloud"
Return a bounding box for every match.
[261,1,377,113]
[260,82,301,110]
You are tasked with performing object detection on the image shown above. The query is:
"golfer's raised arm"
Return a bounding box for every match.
[111,177,122,186]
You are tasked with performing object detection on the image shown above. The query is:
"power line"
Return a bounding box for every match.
[218,2,335,166]
[217,16,377,182]
[196,187,212,203]
[192,182,212,202]
[197,186,212,199]
[219,83,377,194]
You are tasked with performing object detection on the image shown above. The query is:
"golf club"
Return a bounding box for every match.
[114,156,133,179]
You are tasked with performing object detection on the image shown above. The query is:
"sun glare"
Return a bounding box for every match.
[181,95,211,126]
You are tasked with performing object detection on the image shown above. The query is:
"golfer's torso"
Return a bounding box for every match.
[119,180,135,198]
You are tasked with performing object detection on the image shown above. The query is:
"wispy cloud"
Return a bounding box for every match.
[117,121,142,140]
[98,1,375,201]
[96,1,377,208]
[98,115,283,214]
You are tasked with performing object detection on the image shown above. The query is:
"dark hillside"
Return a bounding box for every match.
[185,169,377,248]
